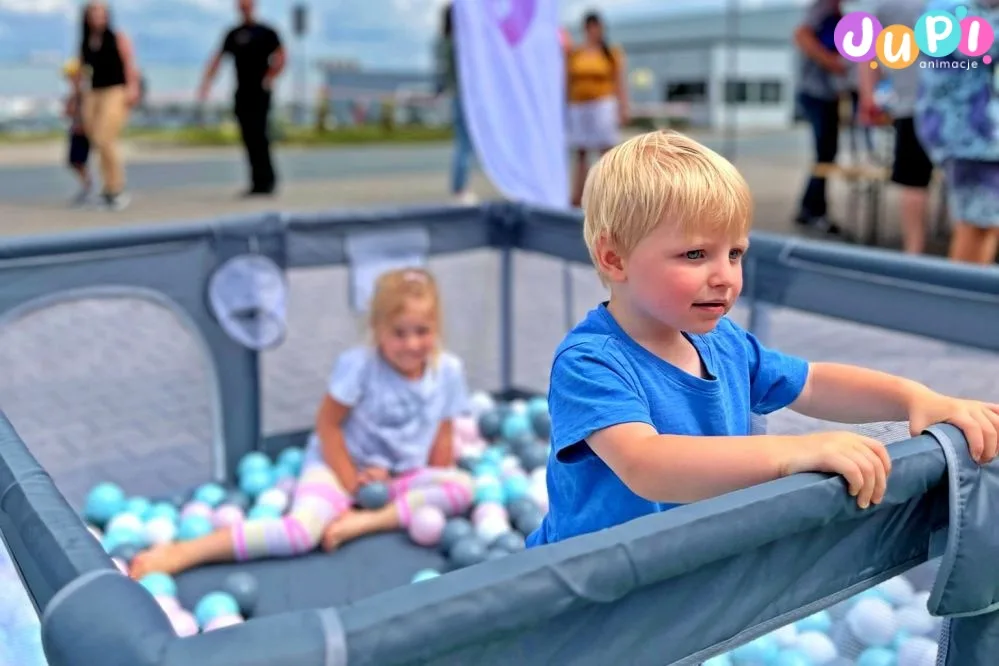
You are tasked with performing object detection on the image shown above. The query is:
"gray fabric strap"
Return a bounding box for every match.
[316,607,349,666]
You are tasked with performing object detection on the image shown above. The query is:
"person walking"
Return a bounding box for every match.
[198,0,286,197]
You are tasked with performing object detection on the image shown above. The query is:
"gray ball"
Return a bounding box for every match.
[110,543,142,564]
[492,531,526,553]
[224,489,252,512]
[478,411,503,441]
[439,517,474,555]
[514,507,544,536]
[356,482,390,510]
[222,571,259,617]
[519,446,549,472]
[531,411,551,440]
[506,498,536,524]
[486,547,509,561]
[449,535,488,569]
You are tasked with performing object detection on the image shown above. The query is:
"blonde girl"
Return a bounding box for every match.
[130,267,474,577]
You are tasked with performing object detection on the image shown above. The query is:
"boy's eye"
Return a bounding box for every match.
[684,250,705,260]
[729,248,745,260]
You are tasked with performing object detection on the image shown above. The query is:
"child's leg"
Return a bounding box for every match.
[130,462,351,578]
[320,467,474,552]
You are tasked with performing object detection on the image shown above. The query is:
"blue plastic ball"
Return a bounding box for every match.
[102,526,146,553]
[500,412,532,440]
[480,447,506,466]
[526,396,548,418]
[247,504,282,520]
[411,569,440,583]
[145,502,180,524]
[477,410,503,441]
[356,482,390,510]
[239,468,275,499]
[795,610,832,633]
[194,592,241,628]
[177,515,214,541]
[84,483,126,527]
[123,497,152,521]
[193,483,227,508]
[774,649,814,666]
[703,655,733,666]
[857,647,897,666]
[237,452,272,478]
[277,447,304,475]
[730,634,779,665]
[273,464,297,482]
[439,518,474,555]
[138,572,178,597]
[502,475,530,503]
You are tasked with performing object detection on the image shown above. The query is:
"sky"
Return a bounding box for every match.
[0,0,813,69]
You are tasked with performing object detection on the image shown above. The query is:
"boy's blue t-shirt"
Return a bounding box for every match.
[525,303,810,547]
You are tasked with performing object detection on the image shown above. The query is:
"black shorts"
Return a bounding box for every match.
[891,117,934,188]
[68,132,90,167]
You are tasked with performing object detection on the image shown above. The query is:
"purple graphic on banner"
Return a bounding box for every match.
[491,0,537,46]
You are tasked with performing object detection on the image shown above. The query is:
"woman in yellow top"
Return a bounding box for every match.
[566,12,629,207]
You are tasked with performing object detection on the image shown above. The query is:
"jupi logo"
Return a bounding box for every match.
[834,6,995,70]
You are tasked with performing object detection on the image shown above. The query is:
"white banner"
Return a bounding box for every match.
[453,0,569,209]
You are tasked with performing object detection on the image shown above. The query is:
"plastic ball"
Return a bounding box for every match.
[513,506,544,535]
[492,531,526,553]
[238,452,272,478]
[471,501,507,525]
[477,411,503,441]
[897,636,937,666]
[221,571,259,617]
[454,416,480,442]
[356,482,390,510]
[439,518,474,555]
[102,525,146,553]
[180,501,214,521]
[530,410,551,440]
[895,604,935,636]
[168,609,199,637]
[502,475,530,503]
[449,535,488,569]
[224,490,252,512]
[145,502,180,523]
[193,483,227,508]
[123,497,152,520]
[256,488,289,513]
[526,396,548,417]
[247,504,282,520]
[528,483,549,512]
[773,649,813,666]
[847,597,898,647]
[796,610,832,633]
[506,498,537,523]
[276,447,305,475]
[703,655,733,666]
[475,515,511,544]
[500,412,532,441]
[205,613,244,631]
[84,482,127,527]
[239,468,275,499]
[857,647,897,666]
[474,478,505,505]
[177,515,214,541]
[519,446,549,472]
[139,572,178,598]
[731,634,779,664]
[770,624,799,648]
[411,569,441,583]
[109,543,142,564]
[106,512,145,536]
[794,630,837,664]
[213,504,246,529]
[274,476,297,496]
[408,505,447,547]
[194,591,242,628]
[468,391,496,416]
[144,517,178,546]
[877,576,916,607]
[154,594,180,614]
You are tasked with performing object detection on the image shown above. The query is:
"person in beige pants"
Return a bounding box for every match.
[75,1,140,210]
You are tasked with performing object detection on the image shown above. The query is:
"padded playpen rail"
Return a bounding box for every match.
[1,202,998,665]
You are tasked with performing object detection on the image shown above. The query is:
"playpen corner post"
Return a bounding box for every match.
[493,203,520,396]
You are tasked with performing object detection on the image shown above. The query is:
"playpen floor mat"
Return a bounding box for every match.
[173,532,446,616]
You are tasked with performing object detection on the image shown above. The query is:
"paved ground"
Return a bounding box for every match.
[0,126,995,665]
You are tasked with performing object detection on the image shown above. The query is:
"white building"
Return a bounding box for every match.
[570,3,812,131]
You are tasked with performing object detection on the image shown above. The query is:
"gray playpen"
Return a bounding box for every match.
[1,202,999,666]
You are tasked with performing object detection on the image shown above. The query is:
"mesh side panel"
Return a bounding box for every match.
[0,298,215,509]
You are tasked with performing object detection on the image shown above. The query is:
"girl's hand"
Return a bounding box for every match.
[357,467,390,485]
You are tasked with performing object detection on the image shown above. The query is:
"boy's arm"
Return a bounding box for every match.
[789,362,930,424]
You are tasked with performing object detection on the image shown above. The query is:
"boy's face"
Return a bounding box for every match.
[605,221,748,335]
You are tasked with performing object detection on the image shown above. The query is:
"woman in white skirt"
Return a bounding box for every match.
[566,12,629,207]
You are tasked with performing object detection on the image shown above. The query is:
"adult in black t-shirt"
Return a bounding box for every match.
[198,0,285,196]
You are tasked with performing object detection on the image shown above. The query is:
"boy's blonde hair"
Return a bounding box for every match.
[367,266,443,353]
[581,130,752,283]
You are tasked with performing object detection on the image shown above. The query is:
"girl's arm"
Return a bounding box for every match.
[614,47,630,123]
[115,32,141,105]
[427,420,455,468]
[315,394,361,493]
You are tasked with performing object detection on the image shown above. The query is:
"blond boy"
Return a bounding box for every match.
[525,131,999,547]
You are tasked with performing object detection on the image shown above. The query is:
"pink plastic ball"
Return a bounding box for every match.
[155,595,180,614]
[213,504,245,529]
[111,557,128,576]
[204,614,244,631]
[454,416,479,442]
[275,476,297,495]
[407,505,447,547]
[180,501,214,521]
[472,501,507,525]
[169,609,199,637]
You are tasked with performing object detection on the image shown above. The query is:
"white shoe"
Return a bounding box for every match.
[455,190,478,205]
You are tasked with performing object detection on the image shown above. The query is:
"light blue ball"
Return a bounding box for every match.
[480,447,506,466]
[239,468,275,499]
[500,412,532,440]
[138,572,178,597]
[193,483,227,508]
[526,396,548,416]
[101,525,146,553]
[194,591,241,628]
[411,569,440,583]
[277,447,305,475]
[123,497,152,521]
[145,502,180,524]
[84,483,126,527]
[703,655,733,666]
[774,649,814,666]
[795,610,832,633]
[475,484,505,505]
[237,452,272,478]
[731,635,779,665]
[247,504,283,520]
[502,475,530,503]
[857,647,897,666]
[273,463,297,482]
[473,461,499,478]
[892,629,911,650]
[177,515,214,541]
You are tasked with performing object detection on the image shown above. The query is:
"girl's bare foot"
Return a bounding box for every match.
[321,506,401,552]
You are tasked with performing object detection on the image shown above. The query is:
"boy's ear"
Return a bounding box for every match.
[594,235,626,282]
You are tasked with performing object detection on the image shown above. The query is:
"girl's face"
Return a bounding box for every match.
[375,297,438,379]
[585,18,603,44]
[87,3,108,30]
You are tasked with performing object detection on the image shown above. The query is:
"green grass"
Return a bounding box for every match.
[0,124,454,147]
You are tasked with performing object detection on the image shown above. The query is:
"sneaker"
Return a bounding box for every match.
[794,212,842,236]
[69,187,92,207]
[102,191,131,211]
[454,190,479,205]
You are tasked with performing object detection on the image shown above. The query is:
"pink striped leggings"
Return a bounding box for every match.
[231,462,474,560]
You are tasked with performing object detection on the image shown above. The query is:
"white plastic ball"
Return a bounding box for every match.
[256,488,289,513]
[475,515,511,544]
[895,604,936,637]
[769,623,799,648]
[795,630,838,664]
[530,467,546,487]
[897,636,938,666]
[468,391,495,416]
[528,483,548,512]
[499,455,523,478]
[106,512,144,536]
[508,399,528,415]
[472,501,507,525]
[876,576,916,607]
[144,517,178,546]
[847,597,898,647]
